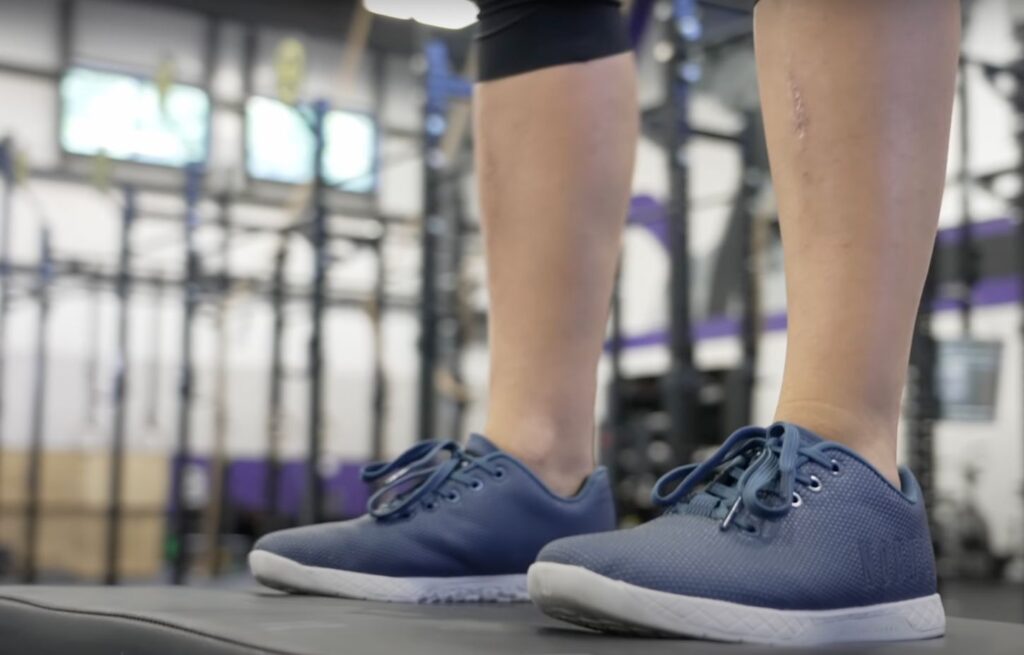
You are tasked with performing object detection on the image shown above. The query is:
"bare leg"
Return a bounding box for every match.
[475,53,638,495]
[756,0,960,483]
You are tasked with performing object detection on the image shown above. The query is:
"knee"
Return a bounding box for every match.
[472,1,631,82]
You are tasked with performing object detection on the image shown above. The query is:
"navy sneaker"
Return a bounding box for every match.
[250,434,615,603]
[528,422,946,645]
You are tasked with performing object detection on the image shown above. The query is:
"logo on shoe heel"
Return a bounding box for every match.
[857,538,933,590]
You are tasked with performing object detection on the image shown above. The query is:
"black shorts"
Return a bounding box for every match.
[473,1,632,81]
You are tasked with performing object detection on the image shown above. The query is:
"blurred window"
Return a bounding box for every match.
[363,0,477,30]
[245,96,377,193]
[60,66,210,166]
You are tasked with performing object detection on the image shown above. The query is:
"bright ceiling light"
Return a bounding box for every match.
[363,0,477,30]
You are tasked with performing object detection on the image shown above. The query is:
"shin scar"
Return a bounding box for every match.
[788,70,809,142]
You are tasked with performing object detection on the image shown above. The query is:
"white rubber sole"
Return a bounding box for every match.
[528,562,946,645]
[249,550,528,604]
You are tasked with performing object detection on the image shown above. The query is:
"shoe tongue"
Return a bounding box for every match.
[770,422,827,448]
[680,423,825,520]
[465,433,501,456]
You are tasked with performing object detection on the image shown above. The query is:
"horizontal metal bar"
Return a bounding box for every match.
[26,165,390,224]
[0,258,422,311]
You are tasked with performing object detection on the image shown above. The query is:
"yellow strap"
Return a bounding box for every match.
[155,58,177,114]
[274,38,307,105]
[12,148,29,186]
[90,149,115,193]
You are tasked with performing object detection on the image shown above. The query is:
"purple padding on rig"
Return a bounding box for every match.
[932,274,1021,311]
[613,196,1023,350]
[628,194,670,248]
[936,216,1017,246]
[167,458,371,520]
[232,460,369,519]
[629,0,658,49]
[610,276,1021,353]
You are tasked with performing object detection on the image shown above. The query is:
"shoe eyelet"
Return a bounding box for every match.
[808,475,822,492]
[492,467,507,482]
[830,459,841,476]
[469,479,484,491]
[445,490,462,503]
[423,501,438,511]
[791,492,803,508]
[743,524,758,535]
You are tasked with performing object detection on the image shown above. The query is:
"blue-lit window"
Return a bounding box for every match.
[245,96,376,193]
[60,67,210,166]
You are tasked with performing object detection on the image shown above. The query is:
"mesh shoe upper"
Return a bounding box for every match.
[538,423,938,610]
[254,435,616,577]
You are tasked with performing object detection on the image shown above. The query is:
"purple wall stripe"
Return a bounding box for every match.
[611,275,1022,353]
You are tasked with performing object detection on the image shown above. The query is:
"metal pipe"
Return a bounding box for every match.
[0,137,14,525]
[0,257,416,310]
[170,164,203,584]
[608,259,625,441]
[444,174,468,439]
[1013,21,1024,614]
[663,1,702,465]
[368,53,388,463]
[304,100,330,525]
[84,278,102,428]
[203,194,231,576]
[735,113,763,429]
[265,238,288,524]
[23,229,53,583]
[143,275,165,430]
[417,39,450,443]
[103,185,135,585]
[957,55,977,334]
[906,256,940,540]
[369,234,387,462]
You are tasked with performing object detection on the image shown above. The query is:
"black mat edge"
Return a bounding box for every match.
[0,595,295,655]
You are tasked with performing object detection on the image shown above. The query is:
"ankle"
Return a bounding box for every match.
[485,420,594,497]
[774,399,900,486]
[509,451,593,497]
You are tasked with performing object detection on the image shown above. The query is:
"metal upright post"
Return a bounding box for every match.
[663,0,702,465]
[908,38,944,541]
[143,276,165,430]
[418,40,446,443]
[907,255,940,535]
[417,39,471,443]
[84,278,103,429]
[0,138,14,521]
[735,114,764,428]
[104,186,135,585]
[203,194,231,576]
[369,53,388,463]
[265,238,288,526]
[628,0,658,47]
[369,233,387,462]
[304,100,330,526]
[957,55,977,334]
[170,164,203,584]
[440,169,468,439]
[608,260,626,439]
[23,229,53,583]
[1013,25,1024,606]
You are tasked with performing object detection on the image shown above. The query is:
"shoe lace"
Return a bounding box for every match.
[651,423,834,531]
[362,441,501,519]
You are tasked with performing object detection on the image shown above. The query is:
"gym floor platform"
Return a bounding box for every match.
[1,586,1023,655]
